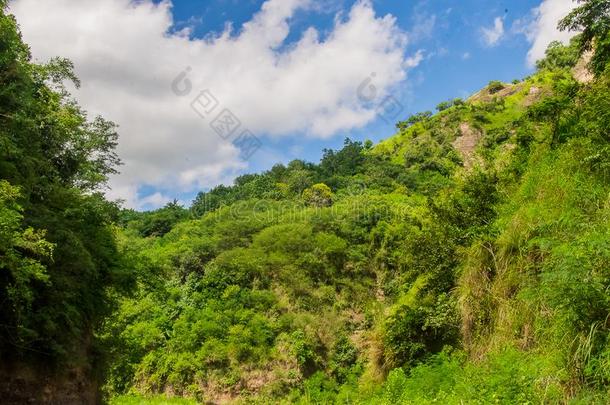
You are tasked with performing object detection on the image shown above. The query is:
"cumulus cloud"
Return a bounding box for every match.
[481,17,505,47]
[8,0,419,208]
[521,0,579,67]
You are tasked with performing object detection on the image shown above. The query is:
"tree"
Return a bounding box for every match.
[302,183,333,207]
[287,168,314,195]
[436,101,452,112]
[319,138,365,178]
[487,80,505,94]
[452,98,465,107]
[0,181,53,332]
[139,200,189,237]
[527,95,571,145]
[0,5,132,364]
[536,37,581,71]
[559,0,610,76]
[396,111,433,130]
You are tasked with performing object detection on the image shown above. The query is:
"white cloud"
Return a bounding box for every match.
[520,0,579,67]
[409,13,436,42]
[8,0,419,209]
[138,192,173,210]
[481,17,505,47]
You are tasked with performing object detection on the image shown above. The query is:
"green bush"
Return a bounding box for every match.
[487,80,505,94]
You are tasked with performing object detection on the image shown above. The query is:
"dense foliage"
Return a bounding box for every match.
[3,1,610,403]
[106,42,610,402]
[108,31,610,404]
[560,0,610,76]
[0,4,130,367]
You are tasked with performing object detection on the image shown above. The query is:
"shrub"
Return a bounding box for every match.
[488,80,505,94]
[302,183,333,207]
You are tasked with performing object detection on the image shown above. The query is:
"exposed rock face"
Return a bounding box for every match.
[0,362,99,405]
[468,82,524,104]
[573,50,594,84]
[528,86,540,96]
[523,85,547,107]
[452,122,482,169]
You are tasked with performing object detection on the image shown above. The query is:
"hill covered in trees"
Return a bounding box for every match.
[2,1,610,404]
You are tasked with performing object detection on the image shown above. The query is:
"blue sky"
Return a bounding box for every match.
[167,0,540,197]
[10,0,577,210]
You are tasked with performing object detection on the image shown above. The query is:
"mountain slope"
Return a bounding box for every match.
[106,37,610,404]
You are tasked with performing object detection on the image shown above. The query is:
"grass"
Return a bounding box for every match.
[109,395,198,405]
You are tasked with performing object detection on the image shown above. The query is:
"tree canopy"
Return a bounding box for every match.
[559,0,610,75]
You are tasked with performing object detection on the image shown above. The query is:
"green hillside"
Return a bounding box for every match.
[103,36,610,403]
[2,1,610,403]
